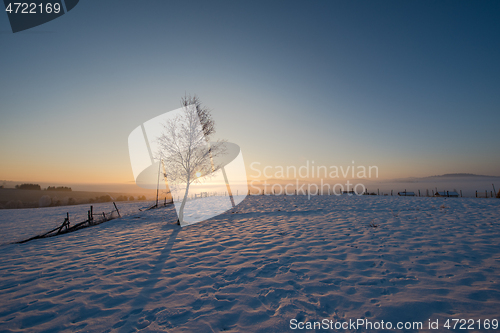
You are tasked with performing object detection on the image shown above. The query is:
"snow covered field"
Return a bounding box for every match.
[0,195,499,332]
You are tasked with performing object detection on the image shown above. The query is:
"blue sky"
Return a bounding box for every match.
[1,0,499,185]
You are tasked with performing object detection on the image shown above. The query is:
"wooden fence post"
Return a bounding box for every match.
[113,202,121,217]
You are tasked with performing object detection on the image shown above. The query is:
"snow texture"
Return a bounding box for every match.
[0,195,499,332]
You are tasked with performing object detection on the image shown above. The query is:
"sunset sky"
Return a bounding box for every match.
[1,1,500,188]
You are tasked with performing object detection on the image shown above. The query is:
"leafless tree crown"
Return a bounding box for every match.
[181,94,215,140]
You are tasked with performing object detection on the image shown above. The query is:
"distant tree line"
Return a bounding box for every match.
[116,195,147,201]
[46,186,72,192]
[14,184,74,191]
[116,195,134,201]
[89,195,112,203]
[88,195,147,203]
[15,184,41,190]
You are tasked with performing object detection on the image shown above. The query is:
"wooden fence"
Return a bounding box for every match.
[17,203,121,244]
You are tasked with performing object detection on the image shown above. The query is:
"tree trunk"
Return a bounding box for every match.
[178,181,191,225]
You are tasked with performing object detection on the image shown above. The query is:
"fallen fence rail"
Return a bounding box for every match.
[17,203,121,244]
[140,197,173,211]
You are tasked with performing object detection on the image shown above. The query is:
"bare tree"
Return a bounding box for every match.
[157,96,225,225]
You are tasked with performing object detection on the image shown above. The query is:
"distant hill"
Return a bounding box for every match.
[426,173,500,179]
[390,173,500,183]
